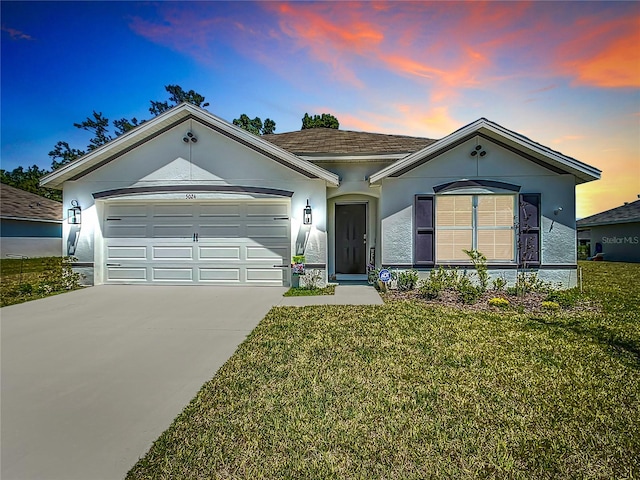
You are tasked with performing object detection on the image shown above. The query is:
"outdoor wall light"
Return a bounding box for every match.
[68,200,81,224]
[303,199,312,225]
[182,131,198,143]
[554,206,563,215]
[471,145,487,157]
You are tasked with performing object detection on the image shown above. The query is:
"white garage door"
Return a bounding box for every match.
[102,201,290,285]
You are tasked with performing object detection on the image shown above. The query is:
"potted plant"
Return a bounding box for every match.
[291,255,305,288]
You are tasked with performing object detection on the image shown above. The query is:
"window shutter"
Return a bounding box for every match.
[518,193,541,266]
[415,195,435,266]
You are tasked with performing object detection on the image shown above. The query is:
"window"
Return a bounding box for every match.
[435,194,515,262]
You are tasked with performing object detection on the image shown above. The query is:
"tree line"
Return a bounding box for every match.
[1,84,339,201]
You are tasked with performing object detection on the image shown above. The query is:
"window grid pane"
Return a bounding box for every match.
[436,194,515,262]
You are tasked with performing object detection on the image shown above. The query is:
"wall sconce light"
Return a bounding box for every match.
[182,131,197,143]
[554,207,563,216]
[68,200,81,224]
[470,145,487,157]
[303,199,312,225]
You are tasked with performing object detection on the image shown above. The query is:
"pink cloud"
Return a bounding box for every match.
[2,25,33,41]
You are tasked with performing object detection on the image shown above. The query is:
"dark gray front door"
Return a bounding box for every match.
[336,203,366,274]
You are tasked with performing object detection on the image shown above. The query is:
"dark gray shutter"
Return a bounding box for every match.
[415,195,435,266]
[518,193,541,266]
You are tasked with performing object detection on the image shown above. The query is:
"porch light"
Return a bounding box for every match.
[303,199,312,225]
[68,200,81,224]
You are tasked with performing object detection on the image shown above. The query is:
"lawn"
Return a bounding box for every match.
[0,256,82,307]
[128,262,639,479]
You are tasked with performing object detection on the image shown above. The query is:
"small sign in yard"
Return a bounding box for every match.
[378,269,391,283]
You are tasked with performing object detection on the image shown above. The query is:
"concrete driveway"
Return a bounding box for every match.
[1,285,286,480]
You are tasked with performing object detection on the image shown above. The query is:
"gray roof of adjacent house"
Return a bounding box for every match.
[262,128,436,156]
[0,183,62,223]
[577,199,640,228]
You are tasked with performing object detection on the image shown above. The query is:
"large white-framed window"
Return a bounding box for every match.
[435,194,516,262]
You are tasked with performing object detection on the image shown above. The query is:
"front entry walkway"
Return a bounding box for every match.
[278,285,383,306]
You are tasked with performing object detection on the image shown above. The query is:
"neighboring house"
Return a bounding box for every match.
[40,103,601,287]
[576,199,640,262]
[0,183,62,257]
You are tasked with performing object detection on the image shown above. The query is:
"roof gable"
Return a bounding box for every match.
[369,118,601,185]
[577,199,640,227]
[40,104,339,189]
[0,183,62,222]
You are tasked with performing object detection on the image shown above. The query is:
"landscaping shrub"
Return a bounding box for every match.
[492,275,507,291]
[464,249,489,291]
[457,276,483,304]
[542,300,560,311]
[397,269,419,291]
[507,271,552,296]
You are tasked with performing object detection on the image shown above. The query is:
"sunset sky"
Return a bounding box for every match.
[2,1,638,218]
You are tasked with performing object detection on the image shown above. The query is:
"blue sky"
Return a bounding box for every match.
[1,1,639,217]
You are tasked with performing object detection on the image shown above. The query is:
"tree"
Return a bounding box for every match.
[0,165,62,201]
[233,114,277,135]
[73,111,112,151]
[149,85,210,116]
[301,113,339,130]
[48,84,207,170]
[48,141,85,170]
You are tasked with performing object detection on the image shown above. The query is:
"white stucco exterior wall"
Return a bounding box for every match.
[61,120,329,285]
[378,137,578,284]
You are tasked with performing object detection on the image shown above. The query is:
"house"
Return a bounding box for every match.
[577,199,640,262]
[40,103,601,287]
[0,183,62,257]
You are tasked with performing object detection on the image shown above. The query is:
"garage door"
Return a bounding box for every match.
[102,201,290,285]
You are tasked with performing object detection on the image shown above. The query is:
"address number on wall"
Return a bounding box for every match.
[185,194,197,199]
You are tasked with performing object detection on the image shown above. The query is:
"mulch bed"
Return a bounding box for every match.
[381,288,600,314]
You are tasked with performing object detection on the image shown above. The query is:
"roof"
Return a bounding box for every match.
[577,199,640,228]
[369,118,601,185]
[40,103,339,189]
[0,183,62,223]
[262,128,435,156]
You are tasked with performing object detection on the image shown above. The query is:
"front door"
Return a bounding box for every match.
[336,203,366,274]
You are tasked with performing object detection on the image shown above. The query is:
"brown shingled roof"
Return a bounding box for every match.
[262,128,436,155]
[0,183,62,222]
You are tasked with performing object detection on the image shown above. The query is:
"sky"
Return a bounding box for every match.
[1,1,639,218]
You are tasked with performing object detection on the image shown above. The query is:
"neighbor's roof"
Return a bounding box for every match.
[41,103,339,189]
[577,199,640,227]
[263,128,435,156]
[0,183,62,223]
[369,117,602,185]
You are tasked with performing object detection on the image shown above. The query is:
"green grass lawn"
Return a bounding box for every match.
[128,262,639,479]
[283,285,336,296]
[0,257,82,307]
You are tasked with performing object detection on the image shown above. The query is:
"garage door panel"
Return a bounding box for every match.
[246,245,288,261]
[152,268,193,281]
[247,224,289,238]
[107,205,147,218]
[199,268,241,282]
[153,205,194,217]
[152,224,193,238]
[152,246,194,260]
[246,268,284,283]
[199,246,241,260]
[247,203,288,217]
[107,267,147,281]
[200,204,241,217]
[199,224,241,237]
[107,246,147,260]
[105,224,148,238]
